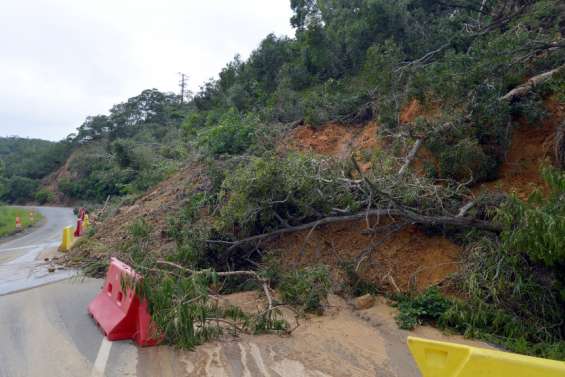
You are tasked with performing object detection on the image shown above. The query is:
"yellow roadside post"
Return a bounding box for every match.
[58,226,75,252]
[83,214,90,230]
[408,336,565,377]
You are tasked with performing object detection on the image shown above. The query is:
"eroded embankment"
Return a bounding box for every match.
[477,96,563,199]
[270,218,460,293]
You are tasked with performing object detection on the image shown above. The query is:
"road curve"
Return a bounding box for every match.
[0,206,141,377]
[0,206,77,295]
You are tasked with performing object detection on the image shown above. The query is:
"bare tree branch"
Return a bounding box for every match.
[500,64,565,101]
[156,260,274,310]
[398,139,424,176]
[457,200,476,217]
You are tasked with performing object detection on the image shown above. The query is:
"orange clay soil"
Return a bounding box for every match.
[399,98,441,175]
[399,99,423,124]
[278,107,458,293]
[477,96,563,200]
[269,217,461,293]
[283,122,381,163]
[399,98,441,124]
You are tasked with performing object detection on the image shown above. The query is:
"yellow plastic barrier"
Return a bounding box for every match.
[58,226,75,252]
[407,336,565,377]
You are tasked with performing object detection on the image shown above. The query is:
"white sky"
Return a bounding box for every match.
[0,0,294,141]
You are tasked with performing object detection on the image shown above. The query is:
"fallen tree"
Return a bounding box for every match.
[500,64,565,102]
[208,206,501,252]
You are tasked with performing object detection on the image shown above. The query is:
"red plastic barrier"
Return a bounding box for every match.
[78,207,85,220]
[74,219,83,237]
[88,258,161,346]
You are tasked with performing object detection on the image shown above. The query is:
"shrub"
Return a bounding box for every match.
[498,167,565,268]
[279,265,331,314]
[218,154,358,236]
[339,261,380,297]
[301,80,370,125]
[394,287,451,330]
[444,235,565,359]
[34,189,54,204]
[197,108,257,155]
[436,138,495,183]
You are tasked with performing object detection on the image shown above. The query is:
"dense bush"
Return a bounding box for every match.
[0,137,72,180]
[218,154,358,236]
[443,237,565,359]
[498,167,565,267]
[435,138,495,183]
[34,189,54,204]
[2,176,39,203]
[279,265,331,314]
[197,108,257,155]
[394,287,451,330]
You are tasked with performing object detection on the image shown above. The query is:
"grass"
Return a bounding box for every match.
[0,206,43,238]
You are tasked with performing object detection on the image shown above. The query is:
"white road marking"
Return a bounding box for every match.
[91,337,113,377]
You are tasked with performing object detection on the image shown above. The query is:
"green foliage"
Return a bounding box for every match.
[105,216,291,349]
[436,138,495,183]
[498,167,565,267]
[57,129,182,202]
[197,109,257,155]
[0,137,72,180]
[0,137,72,203]
[165,193,212,267]
[394,287,451,330]
[279,265,331,314]
[75,89,184,143]
[2,176,39,203]
[302,79,371,125]
[219,154,358,236]
[181,112,206,139]
[34,189,54,204]
[510,92,548,125]
[443,235,565,359]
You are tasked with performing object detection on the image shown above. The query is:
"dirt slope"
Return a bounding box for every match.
[76,163,208,257]
[478,97,563,199]
[279,108,457,293]
[270,218,460,293]
[282,122,381,171]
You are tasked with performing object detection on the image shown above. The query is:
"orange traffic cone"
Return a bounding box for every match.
[15,217,22,229]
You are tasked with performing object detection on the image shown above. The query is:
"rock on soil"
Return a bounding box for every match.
[353,294,375,310]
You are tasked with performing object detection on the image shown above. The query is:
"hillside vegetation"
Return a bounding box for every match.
[0,137,72,203]
[3,0,565,359]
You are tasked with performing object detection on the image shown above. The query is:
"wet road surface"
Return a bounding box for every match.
[0,206,76,295]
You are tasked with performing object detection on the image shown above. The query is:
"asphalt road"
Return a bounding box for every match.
[0,207,144,377]
[0,206,76,295]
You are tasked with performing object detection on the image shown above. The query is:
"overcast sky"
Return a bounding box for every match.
[0,0,294,141]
